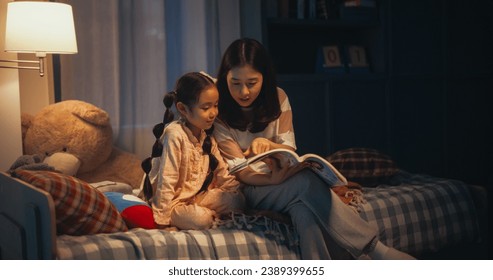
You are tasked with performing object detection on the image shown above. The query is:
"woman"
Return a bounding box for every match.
[213,38,414,260]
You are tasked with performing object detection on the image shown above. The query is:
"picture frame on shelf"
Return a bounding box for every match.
[315,45,346,74]
[345,45,370,73]
[323,45,343,67]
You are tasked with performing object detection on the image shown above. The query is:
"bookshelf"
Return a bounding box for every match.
[261,0,385,75]
[260,0,388,158]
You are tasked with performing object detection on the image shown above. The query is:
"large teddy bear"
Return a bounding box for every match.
[22,100,144,190]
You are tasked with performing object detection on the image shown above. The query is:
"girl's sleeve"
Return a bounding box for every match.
[151,130,182,226]
[210,137,241,190]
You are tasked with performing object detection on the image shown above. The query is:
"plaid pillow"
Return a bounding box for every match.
[12,170,128,235]
[326,148,399,187]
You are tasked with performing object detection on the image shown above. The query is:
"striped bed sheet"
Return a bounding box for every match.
[57,216,300,260]
[56,171,480,260]
[359,171,480,256]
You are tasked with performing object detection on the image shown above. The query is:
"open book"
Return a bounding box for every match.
[229,148,348,186]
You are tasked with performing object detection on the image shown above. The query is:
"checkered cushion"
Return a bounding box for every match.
[13,170,128,235]
[326,148,398,187]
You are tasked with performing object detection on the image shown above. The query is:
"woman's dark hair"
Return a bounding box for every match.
[141,72,218,202]
[216,38,281,133]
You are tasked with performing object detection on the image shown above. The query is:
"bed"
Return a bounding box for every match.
[0,165,487,260]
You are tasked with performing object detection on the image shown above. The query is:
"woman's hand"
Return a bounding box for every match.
[244,137,295,158]
[243,137,274,157]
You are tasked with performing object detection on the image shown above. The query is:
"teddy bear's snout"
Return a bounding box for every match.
[43,152,81,177]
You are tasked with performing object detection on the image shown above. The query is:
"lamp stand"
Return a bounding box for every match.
[0,54,45,77]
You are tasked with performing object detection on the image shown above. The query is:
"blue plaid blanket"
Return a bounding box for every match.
[57,215,300,260]
[56,171,480,259]
[359,171,480,256]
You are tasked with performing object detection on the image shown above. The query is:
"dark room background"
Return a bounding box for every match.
[260,0,493,192]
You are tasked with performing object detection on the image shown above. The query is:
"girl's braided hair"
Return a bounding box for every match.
[141,72,218,202]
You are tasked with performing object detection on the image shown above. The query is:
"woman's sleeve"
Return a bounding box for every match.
[213,120,248,170]
[275,88,296,149]
[151,130,182,226]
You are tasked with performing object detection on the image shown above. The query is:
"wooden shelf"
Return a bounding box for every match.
[266,18,380,29]
[277,72,387,82]
[263,3,385,75]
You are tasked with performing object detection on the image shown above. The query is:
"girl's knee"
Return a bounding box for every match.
[170,204,214,230]
[199,189,246,214]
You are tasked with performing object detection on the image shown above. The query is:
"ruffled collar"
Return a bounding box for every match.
[177,118,206,147]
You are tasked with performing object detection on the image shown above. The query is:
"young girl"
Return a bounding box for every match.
[214,38,415,260]
[141,72,245,230]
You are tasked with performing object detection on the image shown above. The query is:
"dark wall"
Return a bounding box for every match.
[445,0,493,187]
[266,0,493,188]
[388,0,493,187]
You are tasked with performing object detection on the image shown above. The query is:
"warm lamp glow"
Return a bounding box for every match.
[5,1,78,54]
[1,1,78,76]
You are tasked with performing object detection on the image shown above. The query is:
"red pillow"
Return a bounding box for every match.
[12,170,128,235]
[104,192,156,229]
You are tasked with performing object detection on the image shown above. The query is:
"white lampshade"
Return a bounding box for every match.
[4,1,78,54]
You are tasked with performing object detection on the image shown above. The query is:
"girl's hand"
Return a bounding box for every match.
[243,137,275,157]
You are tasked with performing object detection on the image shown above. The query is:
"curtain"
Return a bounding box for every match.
[60,0,242,159]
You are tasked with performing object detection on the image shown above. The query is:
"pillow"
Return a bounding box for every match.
[104,192,156,229]
[325,148,399,187]
[12,170,128,235]
[90,180,133,194]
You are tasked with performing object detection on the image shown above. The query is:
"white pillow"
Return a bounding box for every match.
[90,180,133,194]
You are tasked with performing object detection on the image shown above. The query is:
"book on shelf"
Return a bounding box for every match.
[316,0,329,19]
[343,0,376,8]
[316,0,340,20]
[274,0,337,20]
[297,0,305,19]
[339,0,378,20]
[229,148,348,186]
[295,0,317,19]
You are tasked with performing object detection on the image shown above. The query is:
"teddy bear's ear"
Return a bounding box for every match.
[71,103,110,127]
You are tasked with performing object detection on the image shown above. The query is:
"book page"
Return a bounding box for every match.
[229,148,300,174]
[301,154,347,186]
[228,149,347,187]
[249,149,301,166]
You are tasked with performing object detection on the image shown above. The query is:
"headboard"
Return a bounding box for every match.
[0,172,56,260]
